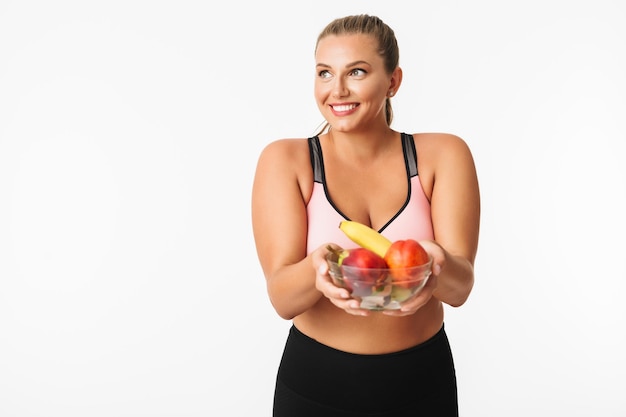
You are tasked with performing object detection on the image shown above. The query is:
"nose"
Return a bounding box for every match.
[332,78,348,98]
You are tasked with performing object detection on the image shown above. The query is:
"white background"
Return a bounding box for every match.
[1,1,625,416]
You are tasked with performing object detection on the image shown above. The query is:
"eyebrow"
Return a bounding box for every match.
[316,60,371,69]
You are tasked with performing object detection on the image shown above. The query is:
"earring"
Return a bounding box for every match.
[388,91,395,97]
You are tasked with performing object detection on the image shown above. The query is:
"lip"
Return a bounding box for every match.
[330,103,359,116]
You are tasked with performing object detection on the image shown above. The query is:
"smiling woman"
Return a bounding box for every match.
[313,17,400,136]
[251,14,480,417]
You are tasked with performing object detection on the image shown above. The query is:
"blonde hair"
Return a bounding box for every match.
[314,14,399,135]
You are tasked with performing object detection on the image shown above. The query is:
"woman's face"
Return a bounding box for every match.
[314,33,396,133]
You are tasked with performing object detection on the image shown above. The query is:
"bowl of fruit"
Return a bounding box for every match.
[325,221,433,311]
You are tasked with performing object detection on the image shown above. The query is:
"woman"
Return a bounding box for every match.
[252,14,480,416]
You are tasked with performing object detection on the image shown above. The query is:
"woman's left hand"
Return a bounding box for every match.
[382,240,445,317]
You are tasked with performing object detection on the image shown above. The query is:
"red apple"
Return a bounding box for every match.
[384,239,430,287]
[384,239,429,268]
[338,247,388,288]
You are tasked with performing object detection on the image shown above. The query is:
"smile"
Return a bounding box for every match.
[331,104,358,112]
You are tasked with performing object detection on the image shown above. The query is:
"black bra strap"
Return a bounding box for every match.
[308,136,323,183]
[401,133,418,177]
[309,134,417,183]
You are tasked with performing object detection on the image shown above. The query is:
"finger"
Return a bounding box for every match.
[419,240,445,273]
[384,277,436,315]
[382,309,412,317]
[399,295,427,313]
[316,272,352,301]
[345,305,370,316]
[327,298,369,316]
[318,278,351,300]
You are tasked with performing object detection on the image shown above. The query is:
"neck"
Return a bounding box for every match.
[326,128,398,162]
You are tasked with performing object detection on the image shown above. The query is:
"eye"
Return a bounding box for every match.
[318,70,332,79]
[349,68,367,77]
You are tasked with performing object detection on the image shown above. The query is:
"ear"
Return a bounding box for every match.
[389,66,403,91]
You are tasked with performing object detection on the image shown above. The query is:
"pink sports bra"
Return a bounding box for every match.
[306,133,434,254]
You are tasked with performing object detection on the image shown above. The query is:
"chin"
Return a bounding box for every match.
[329,123,356,133]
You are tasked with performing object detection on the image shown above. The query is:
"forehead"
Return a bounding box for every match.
[315,33,380,64]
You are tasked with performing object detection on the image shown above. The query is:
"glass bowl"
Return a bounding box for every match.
[326,252,433,311]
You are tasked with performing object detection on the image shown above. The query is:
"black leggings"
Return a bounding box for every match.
[273,325,458,417]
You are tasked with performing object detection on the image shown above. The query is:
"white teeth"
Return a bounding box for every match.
[332,104,356,112]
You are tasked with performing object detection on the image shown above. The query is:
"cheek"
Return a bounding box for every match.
[314,85,333,114]
[314,82,329,101]
[362,84,388,101]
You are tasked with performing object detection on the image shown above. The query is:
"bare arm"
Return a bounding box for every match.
[426,134,480,307]
[251,139,323,319]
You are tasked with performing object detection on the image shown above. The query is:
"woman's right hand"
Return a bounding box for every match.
[311,244,371,316]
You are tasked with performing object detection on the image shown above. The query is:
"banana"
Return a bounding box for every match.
[338,220,392,258]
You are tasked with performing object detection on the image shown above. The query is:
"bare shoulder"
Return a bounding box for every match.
[258,138,310,162]
[412,132,473,160]
[411,132,476,175]
[409,133,477,200]
[254,137,314,198]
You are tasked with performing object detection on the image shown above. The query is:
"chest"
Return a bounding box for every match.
[323,156,408,230]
